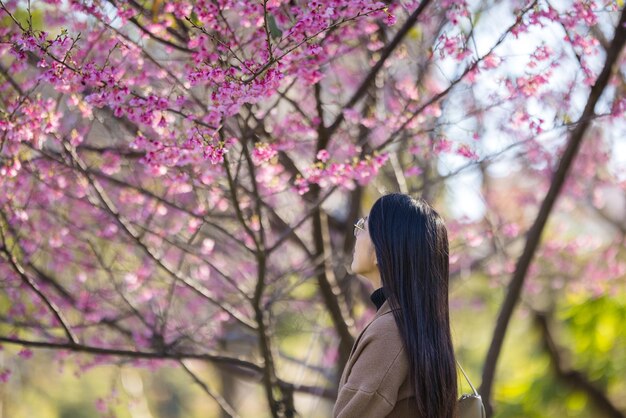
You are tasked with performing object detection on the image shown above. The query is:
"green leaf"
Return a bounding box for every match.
[189,11,200,26]
[267,14,282,39]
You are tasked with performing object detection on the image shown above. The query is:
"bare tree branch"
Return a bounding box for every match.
[0,212,79,344]
[179,360,241,418]
[324,0,433,139]
[58,136,258,330]
[480,8,626,416]
[534,311,625,418]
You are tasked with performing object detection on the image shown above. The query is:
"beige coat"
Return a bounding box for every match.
[333,300,417,417]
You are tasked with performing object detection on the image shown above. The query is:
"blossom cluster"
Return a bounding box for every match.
[293,152,389,194]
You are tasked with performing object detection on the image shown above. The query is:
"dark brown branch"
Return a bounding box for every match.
[127,0,190,44]
[480,8,626,417]
[0,207,135,339]
[96,20,205,109]
[241,7,388,84]
[262,0,274,61]
[373,0,539,153]
[58,137,258,330]
[0,335,334,399]
[277,380,335,400]
[324,0,433,139]
[44,148,248,252]
[534,312,625,418]
[102,0,192,52]
[126,221,252,301]
[0,335,261,370]
[222,149,260,251]
[179,360,241,418]
[0,213,79,345]
[311,206,355,375]
[0,63,24,95]
[241,138,292,418]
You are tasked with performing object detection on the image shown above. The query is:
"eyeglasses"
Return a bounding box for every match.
[353,217,367,237]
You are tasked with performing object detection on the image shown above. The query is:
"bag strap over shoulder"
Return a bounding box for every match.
[456,360,479,396]
[456,361,486,418]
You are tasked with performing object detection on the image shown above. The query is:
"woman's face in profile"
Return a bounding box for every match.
[351,215,378,277]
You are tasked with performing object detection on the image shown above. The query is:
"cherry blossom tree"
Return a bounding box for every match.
[1,0,625,416]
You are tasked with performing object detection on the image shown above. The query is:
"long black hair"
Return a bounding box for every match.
[368,193,457,418]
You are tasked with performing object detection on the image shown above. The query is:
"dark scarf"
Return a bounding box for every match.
[369,287,387,311]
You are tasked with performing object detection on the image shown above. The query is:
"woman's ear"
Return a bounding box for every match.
[370,249,378,266]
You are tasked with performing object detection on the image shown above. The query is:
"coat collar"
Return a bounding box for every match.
[346,299,394,361]
[374,299,393,319]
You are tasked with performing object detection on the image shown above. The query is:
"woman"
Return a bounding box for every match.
[333,193,458,418]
